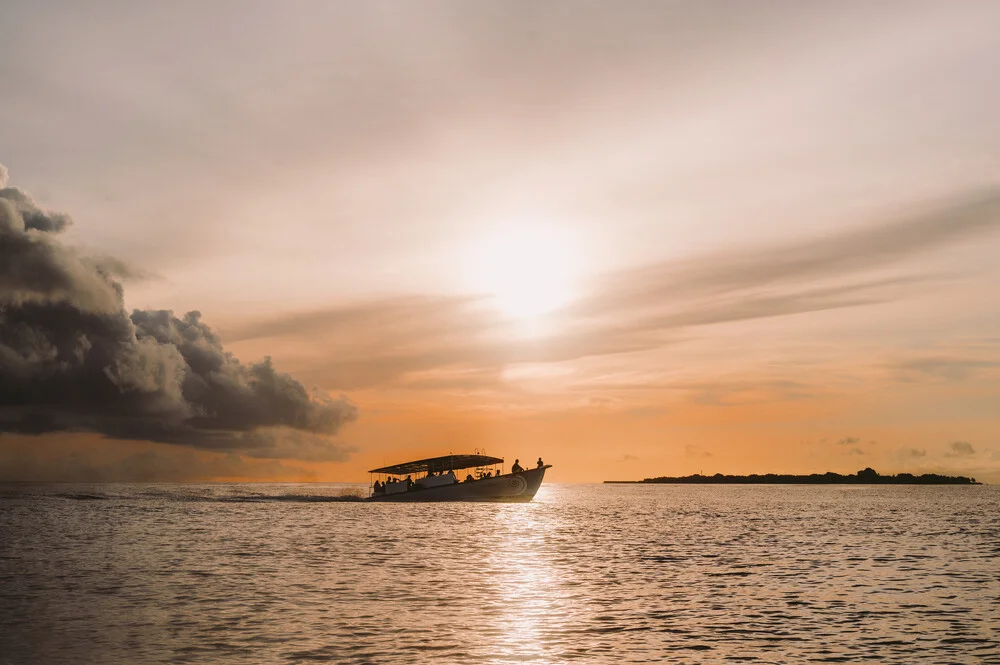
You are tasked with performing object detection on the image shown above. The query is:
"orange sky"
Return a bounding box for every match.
[2,2,1000,483]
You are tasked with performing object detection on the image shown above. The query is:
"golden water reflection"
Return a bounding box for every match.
[489,500,555,664]
[2,483,998,663]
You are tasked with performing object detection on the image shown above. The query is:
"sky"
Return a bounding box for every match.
[2,0,1000,483]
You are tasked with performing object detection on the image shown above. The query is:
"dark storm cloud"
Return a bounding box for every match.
[0,166,356,460]
[0,188,120,313]
[0,183,71,233]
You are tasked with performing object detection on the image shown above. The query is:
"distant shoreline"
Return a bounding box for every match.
[604,468,981,485]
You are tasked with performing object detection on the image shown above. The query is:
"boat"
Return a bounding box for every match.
[367,453,551,502]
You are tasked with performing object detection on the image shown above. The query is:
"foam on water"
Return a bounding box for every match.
[1,483,998,664]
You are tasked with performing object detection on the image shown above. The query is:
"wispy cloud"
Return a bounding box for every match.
[234,188,1000,394]
[890,357,1000,383]
[587,189,1000,314]
[946,441,976,457]
[684,445,713,459]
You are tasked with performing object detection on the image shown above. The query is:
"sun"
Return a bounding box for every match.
[464,224,580,320]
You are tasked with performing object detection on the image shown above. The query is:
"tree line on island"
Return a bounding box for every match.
[605,468,980,485]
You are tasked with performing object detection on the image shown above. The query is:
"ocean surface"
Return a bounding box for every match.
[1,483,998,664]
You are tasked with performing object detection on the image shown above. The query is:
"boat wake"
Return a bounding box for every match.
[1,490,367,503]
[215,494,366,503]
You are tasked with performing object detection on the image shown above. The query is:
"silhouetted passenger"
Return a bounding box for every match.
[465,474,473,483]
[373,480,383,494]
[537,457,544,468]
[511,459,524,473]
[406,475,414,489]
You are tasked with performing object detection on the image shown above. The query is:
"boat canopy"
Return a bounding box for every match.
[369,454,503,476]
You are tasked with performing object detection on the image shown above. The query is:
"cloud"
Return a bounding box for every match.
[1,188,119,313]
[581,189,1000,318]
[0,166,357,462]
[945,441,976,457]
[617,454,638,462]
[85,254,161,283]
[684,444,713,459]
[905,448,927,458]
[625,405,668,418]
[836,436,861,446]
[0,183,72,233]
[890,356,1000,382]
[232,187,1000,393]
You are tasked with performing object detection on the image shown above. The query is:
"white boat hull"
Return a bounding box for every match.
[369,465,550,502]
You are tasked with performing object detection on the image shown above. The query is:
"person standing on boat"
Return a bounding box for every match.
[536,457,544,468]
[511,459,524,473]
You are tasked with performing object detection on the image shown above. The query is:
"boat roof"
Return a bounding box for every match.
[369,454,504,475]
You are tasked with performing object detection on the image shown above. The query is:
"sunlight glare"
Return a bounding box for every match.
[464,223,580,320]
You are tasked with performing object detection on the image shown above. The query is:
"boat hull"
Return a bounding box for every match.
[369,465,550,502]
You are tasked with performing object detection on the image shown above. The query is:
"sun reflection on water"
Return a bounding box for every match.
[487,502,557,664]
[5,485,998,663]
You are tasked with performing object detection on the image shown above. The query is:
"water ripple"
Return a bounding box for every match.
[0,484,998,664]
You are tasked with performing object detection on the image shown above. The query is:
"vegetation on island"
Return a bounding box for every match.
[605,467,980,485]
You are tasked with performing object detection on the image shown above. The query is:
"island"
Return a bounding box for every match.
[605,467,980,485]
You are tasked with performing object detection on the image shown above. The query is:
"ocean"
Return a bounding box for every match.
[1,483,997,664]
